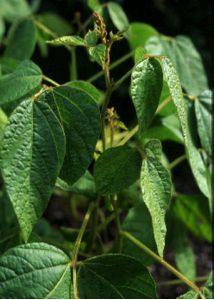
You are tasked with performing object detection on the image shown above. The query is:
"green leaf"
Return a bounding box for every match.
[0,109,8,144]
[88,43,106,67]
[5,19,37,60]
[56,171,96,198]
[122,201,157,265]
[143,114,183,144]
[66,80,101,104]
[0,243,72,298]
[37,13,73,36]
[195,90,212,156]
[158,81,176,117]
[0,60,42,104]
[0,57,20,74]
[107,2,129,33]
[141,139,172,257]
[1,99,65,241]
[84,30,99,47]
[0,0,31,23]
[41,86,101,185]
[177,290,197,299]
[77,254,156,298]
[131,58,163,135]
[173,194,212,243]
[47,35,86,47]
[0,18,5,41]
[87,0,102,12]
[146,35,208,96]
[94,146,142,195]
[174,230,196,280]
[134,46,147,64]
[128,23,158,49]
[202,272,213,299]
[161,57,210,200]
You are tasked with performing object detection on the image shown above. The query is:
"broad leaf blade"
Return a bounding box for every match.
[128,22,158,49]
[161,57,210,200]
[41,86,101,185]
[173,194,212,243]
[107,2,129,32]
[146,35,208,96]
[88,43,106,67]
[195,90,212,157]
[5,19,37,60]
[0,60,42,104]
[131,58,163,135]
[122,201,157,265]
[94,146,142,195]
[141,139,172,257]
[0,243,72,298]
[1,99,65,241]
[77,254,156,299]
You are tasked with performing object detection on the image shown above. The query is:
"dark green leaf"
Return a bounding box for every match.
[66,80,101,104]
[41,86,101,185]
[141,139,172,257]
[0,243,72,298]
[195,90,212,156]
[84,30,99,47]
[5,19,37,60]
[56,171,96,198]
[0,60,42,104]
[128,22,158,49]
[1,99,65,241]
[202,272,213,299]
[146,35,208,96]
[173,194,212,243]
[77,254,156,298]
[161,57,210,200]
[107,2,129,32]
[37,13,73,36]
[88,43,106,67]
[0,0,31,23]
[94,146,142,195]
[143,114,183,144]
[122,201,157,265]
[131,58,163,135]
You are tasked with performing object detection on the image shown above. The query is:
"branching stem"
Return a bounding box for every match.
[42,75,60,87]
[120,231,205,299]
[72,202,96,299]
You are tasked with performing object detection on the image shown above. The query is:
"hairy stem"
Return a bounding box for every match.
[72,202,96,299]
[42,75,60,87]
[120,231,205,299]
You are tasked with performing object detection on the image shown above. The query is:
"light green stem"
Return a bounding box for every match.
[158,275,208,287]
[168,154,187,170]
[113,68,133,91]
[120,231,205,299]
[72,202,96,299]
[42,75,60,86]
[70,48,78,80]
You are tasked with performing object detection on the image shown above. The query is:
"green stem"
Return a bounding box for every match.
[155,95,172,114]
[88,50,134,83]
[158,275,208,287]
[33,18,57,38]
[42,75,60,87]
[86,197,100,252]
[112,195,122,252]
[101,87,113,151]
[70,48,78,80]
[72,202,96,299]
[168,154,187,170]
[113,68,133,91]
[120,231,205,299]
